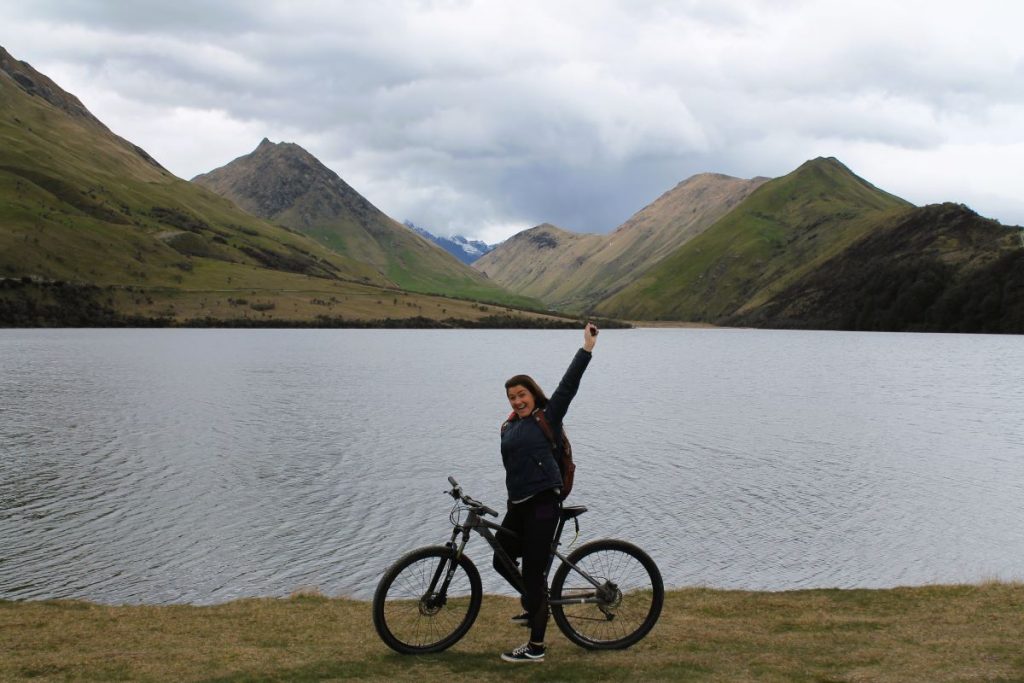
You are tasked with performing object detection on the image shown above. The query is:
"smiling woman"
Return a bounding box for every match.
[492,322,598,662]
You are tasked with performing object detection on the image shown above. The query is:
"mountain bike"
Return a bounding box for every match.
[372,476,664,654]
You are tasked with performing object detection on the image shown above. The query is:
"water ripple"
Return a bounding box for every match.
[2,328,1024,604]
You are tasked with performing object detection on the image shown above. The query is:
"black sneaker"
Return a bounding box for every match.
[510,612,530,626]
[501,642,546,663]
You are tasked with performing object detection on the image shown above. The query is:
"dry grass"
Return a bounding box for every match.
[117,281,556,325]
[2,584,1023,682]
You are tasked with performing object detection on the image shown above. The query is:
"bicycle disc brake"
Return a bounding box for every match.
[419,593,446,616]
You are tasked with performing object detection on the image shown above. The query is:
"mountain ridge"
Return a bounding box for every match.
[596,156,914,321]
[404,222,496,264]
[725,202,1024,332]
[0,45,166,172]
[472,223,606,305]
[192,138,535,306]
[473,172,768,311]
[193,138,379,230]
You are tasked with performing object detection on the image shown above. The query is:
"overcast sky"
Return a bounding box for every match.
[3,1,1023,242]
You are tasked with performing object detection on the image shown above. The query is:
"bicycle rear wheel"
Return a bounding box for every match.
[372,545,482,654]
[549,539,663,650]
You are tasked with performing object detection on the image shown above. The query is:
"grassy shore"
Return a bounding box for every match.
[630,320,719,329]
[3,584,1023,682]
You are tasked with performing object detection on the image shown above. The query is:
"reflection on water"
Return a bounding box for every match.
[1,328,1023,604]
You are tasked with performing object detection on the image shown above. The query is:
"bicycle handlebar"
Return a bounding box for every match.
[446,476,499,517]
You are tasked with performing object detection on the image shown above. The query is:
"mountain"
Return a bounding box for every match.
[0,45,562,327]
[192,140,530,306]
[595,157,913,321]
[404,221,495,264]
[0,46,388,288]
[473,173,767,312]
[0,47,167,174]
[725,203,1024,333]
[471,223,606,305]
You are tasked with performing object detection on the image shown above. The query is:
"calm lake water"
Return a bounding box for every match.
[1,328,1023,605]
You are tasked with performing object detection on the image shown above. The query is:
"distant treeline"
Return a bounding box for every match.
[0,279,169,327]
[836,249,1024,333]
[165,314,628,330]
[732,241,1024,334]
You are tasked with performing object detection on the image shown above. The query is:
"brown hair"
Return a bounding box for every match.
[504,374,548,409]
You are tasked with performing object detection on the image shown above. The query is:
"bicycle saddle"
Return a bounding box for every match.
[561,505,587,520]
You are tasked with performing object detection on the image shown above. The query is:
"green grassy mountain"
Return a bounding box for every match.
[0,46,391,288]
[474,173,768,312]
[595,157,914,321]
[0,45,556,326]
[726,202,1024,333]
[191,139,529,305]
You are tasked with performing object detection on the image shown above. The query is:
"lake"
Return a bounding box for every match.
[1,328,1022,605]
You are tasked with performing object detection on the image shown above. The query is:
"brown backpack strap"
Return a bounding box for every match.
[534,409,574,499]
[532,410,558,450]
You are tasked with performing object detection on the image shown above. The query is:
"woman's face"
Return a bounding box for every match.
[506,384,535,419]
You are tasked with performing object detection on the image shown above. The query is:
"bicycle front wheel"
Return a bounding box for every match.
[372,545,482,654]
[550,539,664,650]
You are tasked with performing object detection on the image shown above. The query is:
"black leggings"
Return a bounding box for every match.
[492,488,560,643]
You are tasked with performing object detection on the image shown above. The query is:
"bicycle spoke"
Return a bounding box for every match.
[551,542,661,648]
[379,553,476,649]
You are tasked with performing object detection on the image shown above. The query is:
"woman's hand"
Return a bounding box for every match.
[583,322,598,352]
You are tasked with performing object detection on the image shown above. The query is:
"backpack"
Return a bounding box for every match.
[503,409,575,499]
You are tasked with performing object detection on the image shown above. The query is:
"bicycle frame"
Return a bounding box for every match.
[437,503,612,607]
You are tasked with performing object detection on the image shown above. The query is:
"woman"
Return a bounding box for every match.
[495,322,598,663]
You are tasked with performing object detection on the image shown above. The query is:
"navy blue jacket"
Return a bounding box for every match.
[501,348,592,501]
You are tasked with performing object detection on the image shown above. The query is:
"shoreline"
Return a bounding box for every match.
[4,579,1021,608]
[630,319,719,328]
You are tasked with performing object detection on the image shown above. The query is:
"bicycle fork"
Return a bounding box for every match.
[422,520,474,611]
